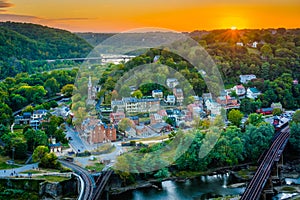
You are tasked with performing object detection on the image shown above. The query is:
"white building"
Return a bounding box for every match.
[239,74,257,84]
[111,97,160,113]
[152,89,163,99]
[246,87,261,99]
[166,95,176,105]
[232,85,246,97]
[205,99,221,117]
[166,78,179,88]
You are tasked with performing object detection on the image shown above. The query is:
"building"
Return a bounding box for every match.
[81,118,116,144]
[49,138,62,153]
[153,55,160,63]
[236,42,244,46]
[129,116,139,125]
[31,109,48,120]
[239,74,257,84]
[150,113,163,124]
[111,97,160,113]
[86,76,98,105]
[152,89,163,99]
[166,78,179,88]
[247,87,261,99]
[150,122,172,133]
[187,103,202,119]
[293,80,299,85]
[256,108,273,115]
[110,112,125,124]
[166,95,176,105]
[233,85,246,97]
[202,93,212,102]
[271,102,283,111]
[252,41,258,48]
[205,99,221,117]
[216,95,239,109]
[30,120,40,130]
[173,88,184,104]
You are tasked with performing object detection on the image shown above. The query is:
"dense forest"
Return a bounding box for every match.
[0,22,92,79]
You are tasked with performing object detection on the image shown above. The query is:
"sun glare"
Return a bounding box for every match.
[231,26,237,30]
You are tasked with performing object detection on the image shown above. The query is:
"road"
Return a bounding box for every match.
[0,163,38,177]
[65,125,89,154]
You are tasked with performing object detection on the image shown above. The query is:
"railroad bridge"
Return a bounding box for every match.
[241,126,290,200]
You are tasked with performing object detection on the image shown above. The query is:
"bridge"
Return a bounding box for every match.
[241,126,290,200]
[60,159,113,200]
[92,170,113,200]
[60,160,95,200]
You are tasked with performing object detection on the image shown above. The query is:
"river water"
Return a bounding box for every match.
[111,173,245,200]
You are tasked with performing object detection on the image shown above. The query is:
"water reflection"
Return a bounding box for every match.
[110,173,245,200]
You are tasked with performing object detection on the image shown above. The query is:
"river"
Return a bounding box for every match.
[110,173,245,200]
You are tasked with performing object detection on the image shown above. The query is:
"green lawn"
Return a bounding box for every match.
[85,163,105,172]
[0,156,20,169]
[35,175,70,182]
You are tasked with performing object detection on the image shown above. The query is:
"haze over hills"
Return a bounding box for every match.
[0,22,93,60]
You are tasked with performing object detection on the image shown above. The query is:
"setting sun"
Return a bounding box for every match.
[231,26,237,30]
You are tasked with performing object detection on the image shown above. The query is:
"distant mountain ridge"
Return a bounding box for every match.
[0,22,93,60]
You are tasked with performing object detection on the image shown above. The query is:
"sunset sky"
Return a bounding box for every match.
[0,0,299,32]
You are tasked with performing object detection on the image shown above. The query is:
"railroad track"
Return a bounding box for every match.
[92,170,113,200]
[60,160,94,200]
[241,126,290,200]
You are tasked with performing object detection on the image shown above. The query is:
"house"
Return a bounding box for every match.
[202,93,212,102]
[166,95,176,105]
[129,116,139,125]
[271,102,283,111]
[192,96,203,104]
[233,85,246,97]
[166,78,179,88]
[125,126,136,138]
[49,138,62,153]
[15,112,32,125]
[252,41,258,48]
[111,97,160,113]
[187,103,202,119]
[216,95,239,109]
[247,87,261,99]
[157,109,168,117]
[136,125,151,136]
[173,88,184,104]
[30,120,40,130]
[31,109,48,120]
[150,122,172,133]
[152,89,163,99]
[110,112,125,124]
[239,74,257,84]
[205,99,221,117]
[150,113,163,124]
[256,108,273,115]
[153,55,160,63]
[236,42,244,46]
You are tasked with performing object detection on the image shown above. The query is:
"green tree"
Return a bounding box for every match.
[32,145,49,162]
[118,118,135,132]
[44,77,60,97]
[247,113,264,126]
[61,84,75,97]
[131,90,143,99]
[290,122,300,153]
[40,152,61,169]
[228,109,243,127]
[272,108,282,116]
[0,102,13,126]
[292,110,300,123]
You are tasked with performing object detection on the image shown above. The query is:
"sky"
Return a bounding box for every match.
[0,0,299,32]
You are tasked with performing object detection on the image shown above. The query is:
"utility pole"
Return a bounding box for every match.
[12,147,15,164]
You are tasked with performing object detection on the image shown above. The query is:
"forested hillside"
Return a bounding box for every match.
[0,22,93,79]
